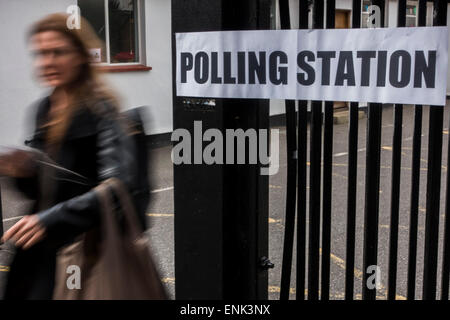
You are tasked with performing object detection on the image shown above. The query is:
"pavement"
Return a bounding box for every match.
[1,101,449,300]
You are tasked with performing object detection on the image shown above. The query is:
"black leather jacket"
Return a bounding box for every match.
[4,96,140,299]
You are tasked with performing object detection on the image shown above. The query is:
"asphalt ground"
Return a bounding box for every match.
[269,102,450,300]
[1,101,450,300]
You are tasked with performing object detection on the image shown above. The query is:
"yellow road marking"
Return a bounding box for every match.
[151,187,174,194]
[332,163,348,167]
[321,249,406,300]
[332,292,387,300]
[161,277,175,284]
[268,286,297,295]
[0,265,10,272]
[267,286,401,300]
[418,207,446,219]
[419,159,446,172]
[147,213,174,217]
[380,224,410,231]
[269,218,282,224]
[323,248,363,280]
[332,172,348,180]
[156,264,408,300]
[379,224,425,232]
[382,146,407,156]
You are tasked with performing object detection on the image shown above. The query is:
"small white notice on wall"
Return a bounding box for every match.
[89,48,102,63]
[176,27,448,106]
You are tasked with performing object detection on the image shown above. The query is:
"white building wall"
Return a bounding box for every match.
[0,0,172,146]
[104,0,172,135]
[0,0,76,145]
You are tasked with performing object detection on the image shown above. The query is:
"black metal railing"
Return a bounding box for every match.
[279,0,449,300]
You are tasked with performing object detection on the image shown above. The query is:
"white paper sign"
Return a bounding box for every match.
[176,27,448,106]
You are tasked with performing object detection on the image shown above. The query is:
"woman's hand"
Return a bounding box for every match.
[1,215,46,249]
[0,150,36,178]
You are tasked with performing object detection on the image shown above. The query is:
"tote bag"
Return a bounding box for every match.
[52,178,167,300]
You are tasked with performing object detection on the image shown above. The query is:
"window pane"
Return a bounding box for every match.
[108,0,139,63]
[406,3,417,27]
[79,0,107,63]
[361,0,371,28]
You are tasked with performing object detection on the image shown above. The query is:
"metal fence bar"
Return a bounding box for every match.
[422,0,447,300]
[308,0,324,301]
[406,0,426,301]
[397,0,407,27]
[278,0,449,301]
[297,99,308,301]
[279,0,298,301]
[442,115,450,300]
[321,104,333,301]
[309,101,322,301]
[439,0,450,302]
[346,103,359,300]
[407,104,423,300]
[296,0,309,301]
[417,0,427,27]
[345,0,361,301]
[387,0,406,301]
[362,104,383,300]
[423,107,444,300]
[387,104,403,300]
[321,0,335,301]
[280,99,297,300]
[362,0,384,301]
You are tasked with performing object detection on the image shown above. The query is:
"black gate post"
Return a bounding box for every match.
[172,0,271,299]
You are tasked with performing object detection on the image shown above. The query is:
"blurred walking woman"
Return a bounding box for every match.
[0,13,141,299]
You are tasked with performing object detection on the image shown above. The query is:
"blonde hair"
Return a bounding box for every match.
[29,13,119,155]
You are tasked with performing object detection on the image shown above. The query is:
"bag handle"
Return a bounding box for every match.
[94,178,144,241]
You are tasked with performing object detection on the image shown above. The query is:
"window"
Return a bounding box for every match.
[78,0,144,65]
[406,1,417,27]
[361,0,387,28]
[361,0,372,28]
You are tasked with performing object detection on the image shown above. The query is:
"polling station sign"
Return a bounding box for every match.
[176,27,448,106]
